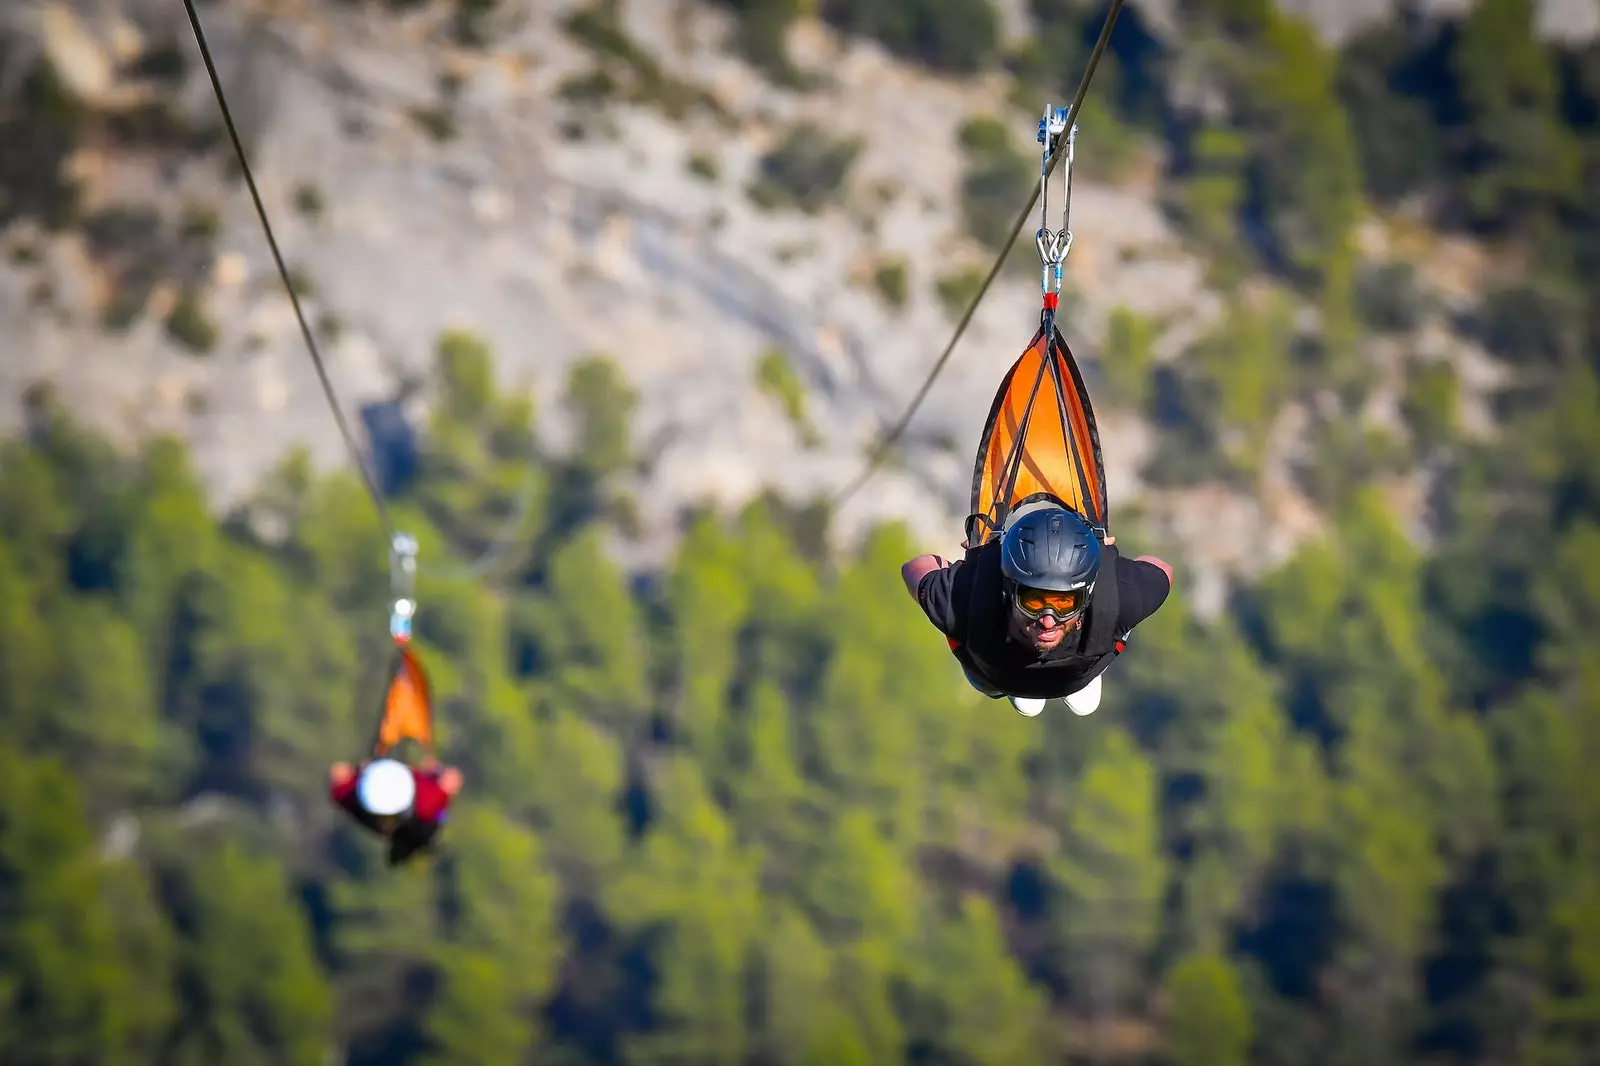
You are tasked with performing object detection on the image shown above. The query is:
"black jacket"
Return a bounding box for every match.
[944,539,1128,700]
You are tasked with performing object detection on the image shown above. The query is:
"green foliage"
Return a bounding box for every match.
[160,839,334,1065]
[452,0,499,46]
[1243,16,1363,302]
[1176,126,1251,283]
[1147,290,1297,487]
[5,52,1600,1047]
[1474,276,1586,370]
[1331,0,1596,303]
[1354,260,1428,334]
[40,595,177,810]
[1187,0,1276,39]
[1053,727,1168,1005]
[1400,358,1460,456]
[557,66,617,111]
[1101,306,1159,409]
[563,352,639,478]
[164,289,218,354]
[292,183,324,220]
[0,747,174,1066]
[749,124,861,214]
[0,55,88,231]
[437,329,495,419]
[820,0,1000,74]
[956,115,1033,251]
[686,150,719,181]
[900,893,1050,1061]
[755,347,821,447]
[407,104,457,141]
[419,806,561,1063]
[933,265,985,319]
[1296,411,1409,511]
[714,0,805,83]
[416,329,546,573]
[1336,23,1450,206]
[515,525,652,727]
[1170,7,1363,348]
[562,0,727,121]
[1452,0,1583,229]
[1161,952,1252,1066]
[872,257,909,310]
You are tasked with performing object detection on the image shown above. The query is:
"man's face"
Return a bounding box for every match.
[1008,584,1087,652]
[1009,604,1080,652]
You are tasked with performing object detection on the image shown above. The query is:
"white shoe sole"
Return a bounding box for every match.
[1064,674,1102,716]
[1009,696,1047,717]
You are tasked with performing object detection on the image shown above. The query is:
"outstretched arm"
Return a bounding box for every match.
[1134,555,1173,586]
[329,761,358,805]
[901,555,948,599]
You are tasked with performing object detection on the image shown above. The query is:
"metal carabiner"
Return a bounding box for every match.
[1035,105,1078,294]
[389,532,418,643]
[1058,121,1078,239]
[1036,227,1071,301]
[1036,228,1073,266]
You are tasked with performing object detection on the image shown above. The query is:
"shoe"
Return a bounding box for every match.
[1009,695,1047,717]
[1064,674,1102,716]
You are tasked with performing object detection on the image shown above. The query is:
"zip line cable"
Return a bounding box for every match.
[179,0,392,533]
[184,0,1123,556]
[829,0,1125,512]
[180,0,543,581]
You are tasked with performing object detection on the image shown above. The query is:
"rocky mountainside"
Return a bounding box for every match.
[1,0,1589,607]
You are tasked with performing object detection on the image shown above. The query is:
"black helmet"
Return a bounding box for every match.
[1000,505,1101,616]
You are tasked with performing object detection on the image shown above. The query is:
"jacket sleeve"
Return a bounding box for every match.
[917,561,963,638]
[1114,555,1172,633]
[410,771,452,823]
[330,773,359,808]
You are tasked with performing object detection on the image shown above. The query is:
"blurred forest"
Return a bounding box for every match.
[3,0,1600,1063]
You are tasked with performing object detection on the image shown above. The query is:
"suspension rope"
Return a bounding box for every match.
[829,0,1125,511]
[180,0,391,529]
[180,0,541,584]
[185,0,1124,562]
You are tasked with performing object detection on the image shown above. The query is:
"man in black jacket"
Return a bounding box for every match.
[901,502,1173,717]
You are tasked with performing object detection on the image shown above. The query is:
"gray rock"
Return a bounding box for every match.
[0,0,1551,604]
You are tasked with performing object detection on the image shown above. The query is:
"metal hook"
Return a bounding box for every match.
[1035,104,1079,286]
[1060,122,1078,238]
[1035,226,1072,301]
[389,532,418,643]
[1036,228,1073,265]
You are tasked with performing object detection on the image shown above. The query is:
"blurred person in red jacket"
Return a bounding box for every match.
[329,634,462,865]
[329,756,462,866]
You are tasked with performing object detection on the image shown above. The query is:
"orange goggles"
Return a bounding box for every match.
[1013,585,1085,620]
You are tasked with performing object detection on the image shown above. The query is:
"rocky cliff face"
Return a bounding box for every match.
[0,0,1575,606]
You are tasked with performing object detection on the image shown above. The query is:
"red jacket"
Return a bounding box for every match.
[331,763,452,825]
